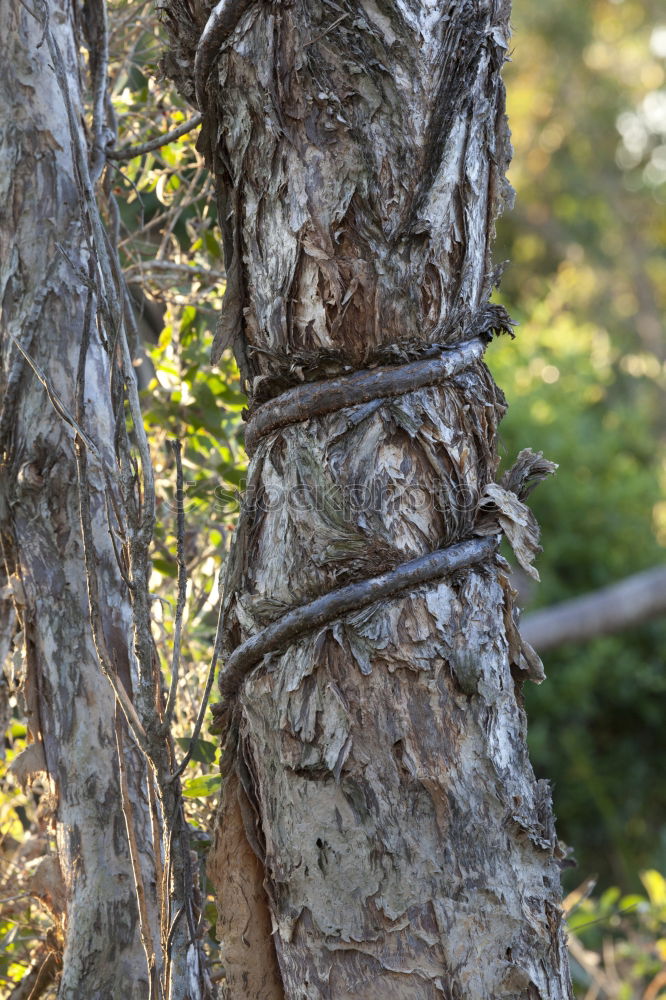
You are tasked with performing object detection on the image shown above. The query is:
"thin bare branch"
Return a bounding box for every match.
[123,259,224,284]
[157,164,205,260]
[108,113,204,160]
[5,329,101,461]
[169,575,225,782]
[162,440,188,728]
[115,709,164,1000]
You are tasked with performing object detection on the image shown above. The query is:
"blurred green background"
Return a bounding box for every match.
[492,0,666,892]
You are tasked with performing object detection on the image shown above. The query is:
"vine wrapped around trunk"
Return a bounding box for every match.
[161,2,575,997]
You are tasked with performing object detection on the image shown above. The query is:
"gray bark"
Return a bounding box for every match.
[162,1,574,997]
[0,2,159,996]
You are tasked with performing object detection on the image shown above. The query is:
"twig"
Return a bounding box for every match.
[304,12,350,47]
[0,892,32,905]
[164,904,185,977]
[107,0,153,60]
[162,440,188,728]
[123,259,224,281]
[103,489,133,590]
[117,189,211,249]
[107,113,203,160]
[5,329,100,460]
[169,571,225,782]
[115,709,163,1000]
[0,330,36,455]
[569,901,640,932]
[157,164,205,260]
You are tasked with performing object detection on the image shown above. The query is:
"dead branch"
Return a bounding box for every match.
[522,565,666,651]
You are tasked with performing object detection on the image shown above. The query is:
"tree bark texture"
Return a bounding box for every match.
[0,3,159,996]
[163,2,574,997]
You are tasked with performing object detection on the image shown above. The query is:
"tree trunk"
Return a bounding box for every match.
[0,3,161,996]
[163,2,574,997]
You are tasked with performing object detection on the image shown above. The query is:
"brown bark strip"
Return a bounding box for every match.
[207,772,284,1000]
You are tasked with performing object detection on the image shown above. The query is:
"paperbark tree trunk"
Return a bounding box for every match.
[162,2,575,997]
[0,3,162,996]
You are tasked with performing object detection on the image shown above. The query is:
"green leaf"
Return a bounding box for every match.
[641,870,666,908]
[182,773,221,798]
[180,305,197,333]
[151,558,178,578]
[204,230,222,259]
[204,900,218,929]
[176,738,217,764]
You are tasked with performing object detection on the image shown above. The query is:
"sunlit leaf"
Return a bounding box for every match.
[182,774,222,798]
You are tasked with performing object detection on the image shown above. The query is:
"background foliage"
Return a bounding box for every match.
[1,0,665,995]
[493,0,666,893]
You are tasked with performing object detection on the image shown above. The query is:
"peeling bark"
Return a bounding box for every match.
[162,1,574,997]
[0,2,157,995]
[208,772,284,999]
